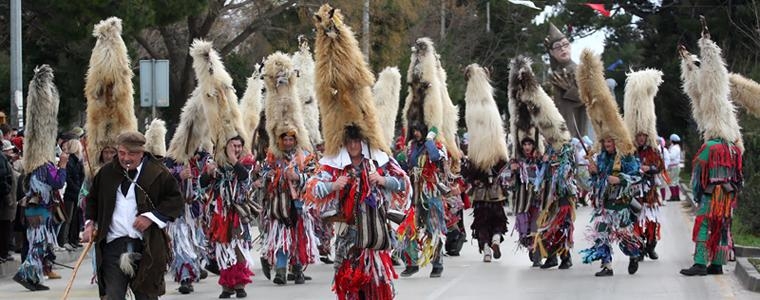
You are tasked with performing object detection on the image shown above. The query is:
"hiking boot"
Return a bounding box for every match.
[33,283,50,291]
[707,264,723,275]
[595,267,613,277]
[530,251,542,267]
[430,266,443,278]
[13,274,39,291]
[491,242,502,260]
[680,264,707,276]
[235,288,247,298]
[218,290,234,298]
[273,268,287,285]
[647,243,659,260]
[260,257,271,280]
[46,270,62,279]
[200,269,209,280]
[400,265,419,277]
[628,257,639,274]
[540,256,558,269]
[293,265,306,284]
[559,254,573,269]
[178,280,194,294]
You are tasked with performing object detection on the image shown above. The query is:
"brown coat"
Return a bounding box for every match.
[85,153,182,297]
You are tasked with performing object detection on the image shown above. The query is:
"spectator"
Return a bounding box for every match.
[0,139,16,262]
[59,137,85,250]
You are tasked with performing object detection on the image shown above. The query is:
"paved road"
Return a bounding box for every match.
[0,201,755,299]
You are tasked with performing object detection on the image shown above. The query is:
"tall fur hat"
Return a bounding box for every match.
[313,4,389,155]
[24,65,60,174]
[508,56,571,151]
[189,39,249,164]
[144,118,167,157]
[464,64,509,170]
[240,63,264,148]
[84,17,138,171]
[623,69,663,149]
[167,93,209,164]
[373,66,402,148]
[729,73,760,118]
[291,36,323,146]
[576,49,635,155]
[679,29,742,150]
[402,37,460,159]
[263,51,312,158]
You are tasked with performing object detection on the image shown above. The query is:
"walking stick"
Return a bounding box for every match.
[61,230,96,300]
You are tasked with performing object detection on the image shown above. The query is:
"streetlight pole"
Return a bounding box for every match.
[10,0,23,128]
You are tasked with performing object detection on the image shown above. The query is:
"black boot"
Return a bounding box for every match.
[205,260,221,276]
[293,265,306,284]
[235,288,247,298]
[219,290,234,299]
[400,265,419,277]
[680,264,707,276]
[260,257,271,280]
[320,255,334,264]
[540,255,558,269]
[628,257,639,274]
[707,264,723,275]
[647,242,659,260]
[595,267,613,277]
[530,251,542,267]
[273,268,287,285]
[430,265,443,278]
[200,269,209,280]
[559,253,573,269]
[178,279,194,294]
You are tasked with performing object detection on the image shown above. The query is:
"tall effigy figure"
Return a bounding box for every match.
[545,22,587,137]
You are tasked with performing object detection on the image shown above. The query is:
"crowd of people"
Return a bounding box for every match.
[2,8,744,300]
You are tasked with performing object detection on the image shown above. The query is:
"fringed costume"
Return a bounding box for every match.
[678,19,744,276]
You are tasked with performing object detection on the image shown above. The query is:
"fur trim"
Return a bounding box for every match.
[576,49,634,155]
[119,252,141,278]
[623,69,663,149]
[729,73,760,118]
[167,92,209,163]
[508,56,571,151]
[464,64,508,170]
[190,39,248,164]
[292,37,323,146]
[144,119,167,157]
[313,4,389,155]
[373,66,402,148]
[84,17,137,172]
[240,64,264,147]
[24,65,59,174]
[263,52,312,158]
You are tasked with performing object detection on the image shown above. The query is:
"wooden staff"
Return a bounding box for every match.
[61,230,96,300]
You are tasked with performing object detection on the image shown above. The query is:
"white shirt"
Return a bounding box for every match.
[667,144,682,168]
[103,161,167,243]
[661,146,671,168]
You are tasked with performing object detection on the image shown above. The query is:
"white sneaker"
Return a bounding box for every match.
[483,247,492,262]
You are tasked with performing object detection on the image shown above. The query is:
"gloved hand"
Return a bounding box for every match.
[426,126,439,141]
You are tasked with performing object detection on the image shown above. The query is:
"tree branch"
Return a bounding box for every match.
[223,0,255,12]
[219,0,296,55]
[133,33,162,58]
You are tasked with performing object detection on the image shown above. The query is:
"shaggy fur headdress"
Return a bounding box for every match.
[464,64,509,170]
[402,37,460,160]
[508,56,571,151]
[313,4,389,155]
[84,17,137,171]
[623,69,663,149]
[373,66,402,148]
[679,29,742,150]
[291,36,323,147]
[190,39,248,164]
[240,63,264,148]
[263,52,312,158]
[167,93,209,164]
[576,49,635,155]
[729,73,760,118]
[24,65,60,174]
[144,118,167,157]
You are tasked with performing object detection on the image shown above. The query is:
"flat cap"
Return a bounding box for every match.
[116,131,146,152]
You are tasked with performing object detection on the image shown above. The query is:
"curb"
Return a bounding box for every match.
[736,245,760,258]
[735,257,760,293]
[0,248,84,278]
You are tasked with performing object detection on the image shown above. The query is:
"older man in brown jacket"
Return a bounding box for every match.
[82,132,182,299]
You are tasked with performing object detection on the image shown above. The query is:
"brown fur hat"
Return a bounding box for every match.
[313,4,389,155]
[189,39,248,165]
[263,52,312,158]
[576,49,634,155]
[24,65,60,174]
[623,69,663,149]
[84,17,138,172]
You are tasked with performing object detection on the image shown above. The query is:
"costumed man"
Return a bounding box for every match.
[666,134,683,201]
[678,18,743,276]
[546,22,588,138]
[258,52,319,285]
[577,49,644,277]
[191,39,256,298]
[397,37,457,278]
[13,65,68,291]
[623,69,667,261]
[307,5,408,299]
[510,56,577,270]
[462,64,510,263]
[164,94,213,294]
[82,131,183,299]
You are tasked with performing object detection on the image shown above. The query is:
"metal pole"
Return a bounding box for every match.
[440,0,446,40]
[362,0,370,62]
[486,1,491,33]
[151,59,156,120]
[10,0,23,128]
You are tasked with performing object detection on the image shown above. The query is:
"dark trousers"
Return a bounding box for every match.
[0,220,11,258]
[101,237,156,300]
[57,200,78,246]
